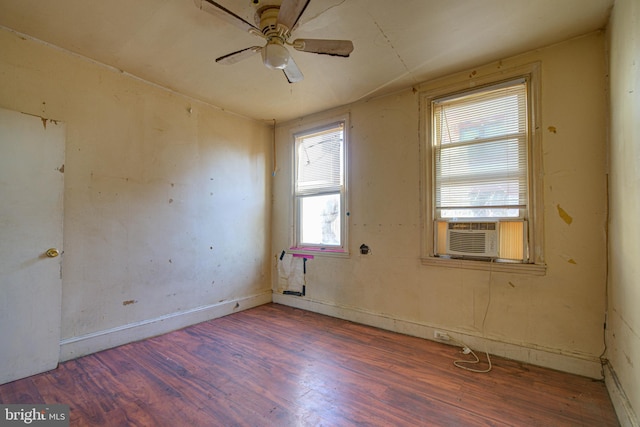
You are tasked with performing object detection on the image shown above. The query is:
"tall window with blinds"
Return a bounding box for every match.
[431,78,531,262]
[294,121,347,251]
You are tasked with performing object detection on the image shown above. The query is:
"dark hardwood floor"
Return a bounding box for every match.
[0,303,618,426]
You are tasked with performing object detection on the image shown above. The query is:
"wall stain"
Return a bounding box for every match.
[567,258,577,264]
[169,198,174,204]
[557,205,573,225]
[122,300,137,306]
[548,126,557,133]
[57,164,65,173]
[508,281,516,288]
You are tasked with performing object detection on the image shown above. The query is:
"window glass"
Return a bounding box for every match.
[299,193,341,245]
[433,80,528,220]
[294,121,347,251]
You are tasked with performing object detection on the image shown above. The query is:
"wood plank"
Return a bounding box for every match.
[0,303,619,426]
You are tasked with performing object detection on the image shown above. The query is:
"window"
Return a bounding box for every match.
[421,65,544,272]
[433,79,527,221]
[293,119,348,253]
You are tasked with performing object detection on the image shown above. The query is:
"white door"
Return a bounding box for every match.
[0,107,65,384]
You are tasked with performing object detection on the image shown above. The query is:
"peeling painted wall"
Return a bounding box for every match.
[608,0,640,422]
[272,32,608,377]
[0,28,272,356]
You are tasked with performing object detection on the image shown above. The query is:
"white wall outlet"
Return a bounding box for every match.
[434,330,450,341]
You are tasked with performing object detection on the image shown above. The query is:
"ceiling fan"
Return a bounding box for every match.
[194,0,354,83]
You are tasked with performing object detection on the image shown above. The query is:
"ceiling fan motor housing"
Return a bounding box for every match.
[257,7,290,38]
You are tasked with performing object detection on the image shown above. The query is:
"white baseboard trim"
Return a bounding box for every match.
[60,290,273,362]
[273,293,603,379]
[604,361,639,427]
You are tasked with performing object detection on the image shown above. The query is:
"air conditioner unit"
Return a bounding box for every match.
[446,222,498,257]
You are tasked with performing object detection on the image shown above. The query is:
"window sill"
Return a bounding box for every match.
[421,256,546,276]
[289,247,350,258]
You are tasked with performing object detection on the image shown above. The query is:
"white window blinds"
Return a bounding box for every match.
[295,124,344,195]
[433,79,528,218]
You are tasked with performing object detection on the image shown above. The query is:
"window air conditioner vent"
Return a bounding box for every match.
[446,222,498,257]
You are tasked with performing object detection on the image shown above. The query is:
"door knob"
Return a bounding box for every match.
[45,248,60,258]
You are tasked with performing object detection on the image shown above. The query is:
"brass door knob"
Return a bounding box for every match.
[45,248,60,258]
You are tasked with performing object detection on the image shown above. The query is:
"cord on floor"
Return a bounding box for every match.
[453,346,492,373]
[448,336,493,374]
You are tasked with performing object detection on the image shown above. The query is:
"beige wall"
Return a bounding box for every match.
[0,28,272,358]
[273,32,609,378]
[608,0,640,423]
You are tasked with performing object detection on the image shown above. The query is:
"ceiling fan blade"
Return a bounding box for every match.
[277,0,310,30]
[216,46,262,65]
[282,57,304,83]
[293,39,354,57]
[194,0,259,33]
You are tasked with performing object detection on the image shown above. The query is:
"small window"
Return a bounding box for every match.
[422,68,544,269]
[293,120,348,253]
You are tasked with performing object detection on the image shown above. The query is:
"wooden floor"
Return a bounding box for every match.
[0,303,618,426]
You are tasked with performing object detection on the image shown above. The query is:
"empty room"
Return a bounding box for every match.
[0,0,638,425]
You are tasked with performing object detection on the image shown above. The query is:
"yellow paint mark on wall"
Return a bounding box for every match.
[568,259,577,264]
[557,205,573,225]
[548,126,557,133]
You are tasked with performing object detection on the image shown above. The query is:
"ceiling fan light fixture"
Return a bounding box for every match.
[262,40,290,70]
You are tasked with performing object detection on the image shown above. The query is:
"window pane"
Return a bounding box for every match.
[299,193,341,246]
[437,138,526,209]
[296,126,344,194]
[433,79,528,218]
[437,89,525,145]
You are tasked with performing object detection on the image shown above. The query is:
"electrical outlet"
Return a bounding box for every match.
[434,331,450,341]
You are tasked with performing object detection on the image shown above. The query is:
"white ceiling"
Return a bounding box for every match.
[0,0,613,122]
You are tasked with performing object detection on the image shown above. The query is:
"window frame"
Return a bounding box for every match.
[419,63,546,274]
[291,115,350,256]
